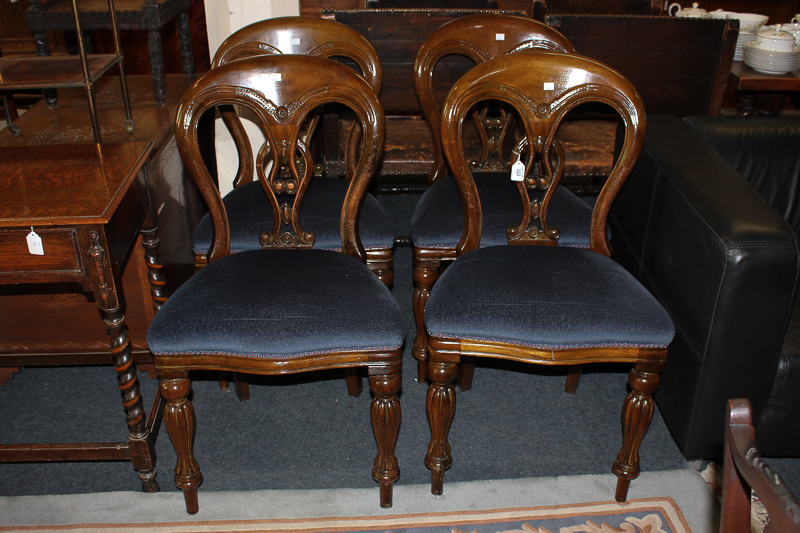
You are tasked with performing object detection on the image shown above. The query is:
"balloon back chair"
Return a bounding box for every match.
[721,399,800,533]
[423,51,674,502]
[193,16,394,285]
[148,55,403,514]
[411,14,594,391]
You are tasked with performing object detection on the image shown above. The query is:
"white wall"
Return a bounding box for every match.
[204,0,301,195]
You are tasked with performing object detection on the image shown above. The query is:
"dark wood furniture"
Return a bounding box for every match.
[1,0,134,143]
[423,51,672,503]
[545,15,739,116]
[532,0,662,19]
[729,61,800,115]
[26,0,195,105]
[409,13,592,388]
[150,55,402,514]
[0,75,205,383]
[303,0,535,17]
[0,141,163,491]
[721,398,800,532]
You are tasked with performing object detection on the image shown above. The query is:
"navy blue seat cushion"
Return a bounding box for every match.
[148,249,404,358]
[192,178,396,255]
[425,246,674,349]
[410,175,593,249]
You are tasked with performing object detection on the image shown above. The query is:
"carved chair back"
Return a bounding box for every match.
[175,55,385,264]
[212,16,383,187]
[414,13,576,185]
[721,399,800,533]
[440,51,645,256]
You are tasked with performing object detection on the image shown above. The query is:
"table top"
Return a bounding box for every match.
[0,142,153,227]
[730,61,800,91]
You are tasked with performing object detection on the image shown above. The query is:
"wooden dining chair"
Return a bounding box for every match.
[721,399,800,533]
[423,51,674,503]
[411,14,594,391]
[193,16,394,286]
[148,55,403,514]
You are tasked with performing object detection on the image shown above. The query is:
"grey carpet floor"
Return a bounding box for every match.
[0,193,798,500]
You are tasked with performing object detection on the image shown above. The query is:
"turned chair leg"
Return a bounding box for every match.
[369,364,401,508]
[160,373,203,514]
[412,260,440,383]
[613,363,662,502]
[425,360,458,495]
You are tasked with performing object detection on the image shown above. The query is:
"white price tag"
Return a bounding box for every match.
[543,82,555,91]
[511,160,525,182]
[495,33,505,41]
[291,37,301,46]
[27,228,44,255]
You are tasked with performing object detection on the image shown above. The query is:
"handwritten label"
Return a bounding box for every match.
[511,161,525,182]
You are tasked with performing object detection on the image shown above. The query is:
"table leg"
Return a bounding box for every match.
[178,12,195,76]
[147,31,168,105]
[33,32,58,109]
[87,228,159,492]
[736,91,756,116]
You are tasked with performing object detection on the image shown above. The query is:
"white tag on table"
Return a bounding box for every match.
[511,160,525,181]
[496,33,505,41]
[27,229,44,255]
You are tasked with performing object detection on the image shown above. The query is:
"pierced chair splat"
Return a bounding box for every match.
[148,55,403,514]
[194,16,394,285]
[423,51,674,503]
[410,14,594,389]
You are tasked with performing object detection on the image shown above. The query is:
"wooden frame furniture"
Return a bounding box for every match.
[409,13,593,388]
[26,0,194,105]
[1,0,134,143]
[729,62,800,115]
[148,55,403,514]
[423,51,673,502]
[721,399,800,532]
[0,141,164,492]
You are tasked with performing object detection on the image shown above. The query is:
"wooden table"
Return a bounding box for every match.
[0,141,165,492]
[730,61,800,115]
[26,0,194,105]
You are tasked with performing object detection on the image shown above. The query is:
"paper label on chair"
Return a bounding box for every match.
[511,160,525,181]
[496,33,506,40]
[291,37,301,46]
[26,229,44,255]
[543,82,555,91]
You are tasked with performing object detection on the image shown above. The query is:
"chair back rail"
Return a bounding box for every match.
[175,55,385,263]
[440,51,645,256]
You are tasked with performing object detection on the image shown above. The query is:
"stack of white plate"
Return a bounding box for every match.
[734,32,757,61]
[743,41,800,74]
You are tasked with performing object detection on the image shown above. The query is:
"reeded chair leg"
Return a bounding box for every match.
[425,359,458,495]
[412,259,440,383]
[160,373,203,514]
[369,364,401,508]
[613,363,663,502]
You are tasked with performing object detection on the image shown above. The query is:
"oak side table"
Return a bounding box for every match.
[0,141,165,492]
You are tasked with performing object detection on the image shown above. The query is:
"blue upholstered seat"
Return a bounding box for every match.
[411,175,593,249]
[192,178,395,255]
[148,249,404,359]
[425,245,675,350]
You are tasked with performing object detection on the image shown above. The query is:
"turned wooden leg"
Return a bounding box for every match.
[147,31,167,105]
[369,364,401,508]
[426,360,458,495]
[106,307,159,492]
[161,374,203,514]
[613,363,662,502]
[565,365,583,394]
[412,259,440,383]
[140,225,167,312]
[345,368,363,397]
[177,11,195,76]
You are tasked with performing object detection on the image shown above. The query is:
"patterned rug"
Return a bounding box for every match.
[0,498,692,533]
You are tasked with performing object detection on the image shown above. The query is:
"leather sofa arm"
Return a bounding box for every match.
[609,114,799,460]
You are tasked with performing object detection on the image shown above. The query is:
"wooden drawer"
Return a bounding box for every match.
[0,228,82,276]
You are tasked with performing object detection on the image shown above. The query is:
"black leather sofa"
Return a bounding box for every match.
[609,114,800,460]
